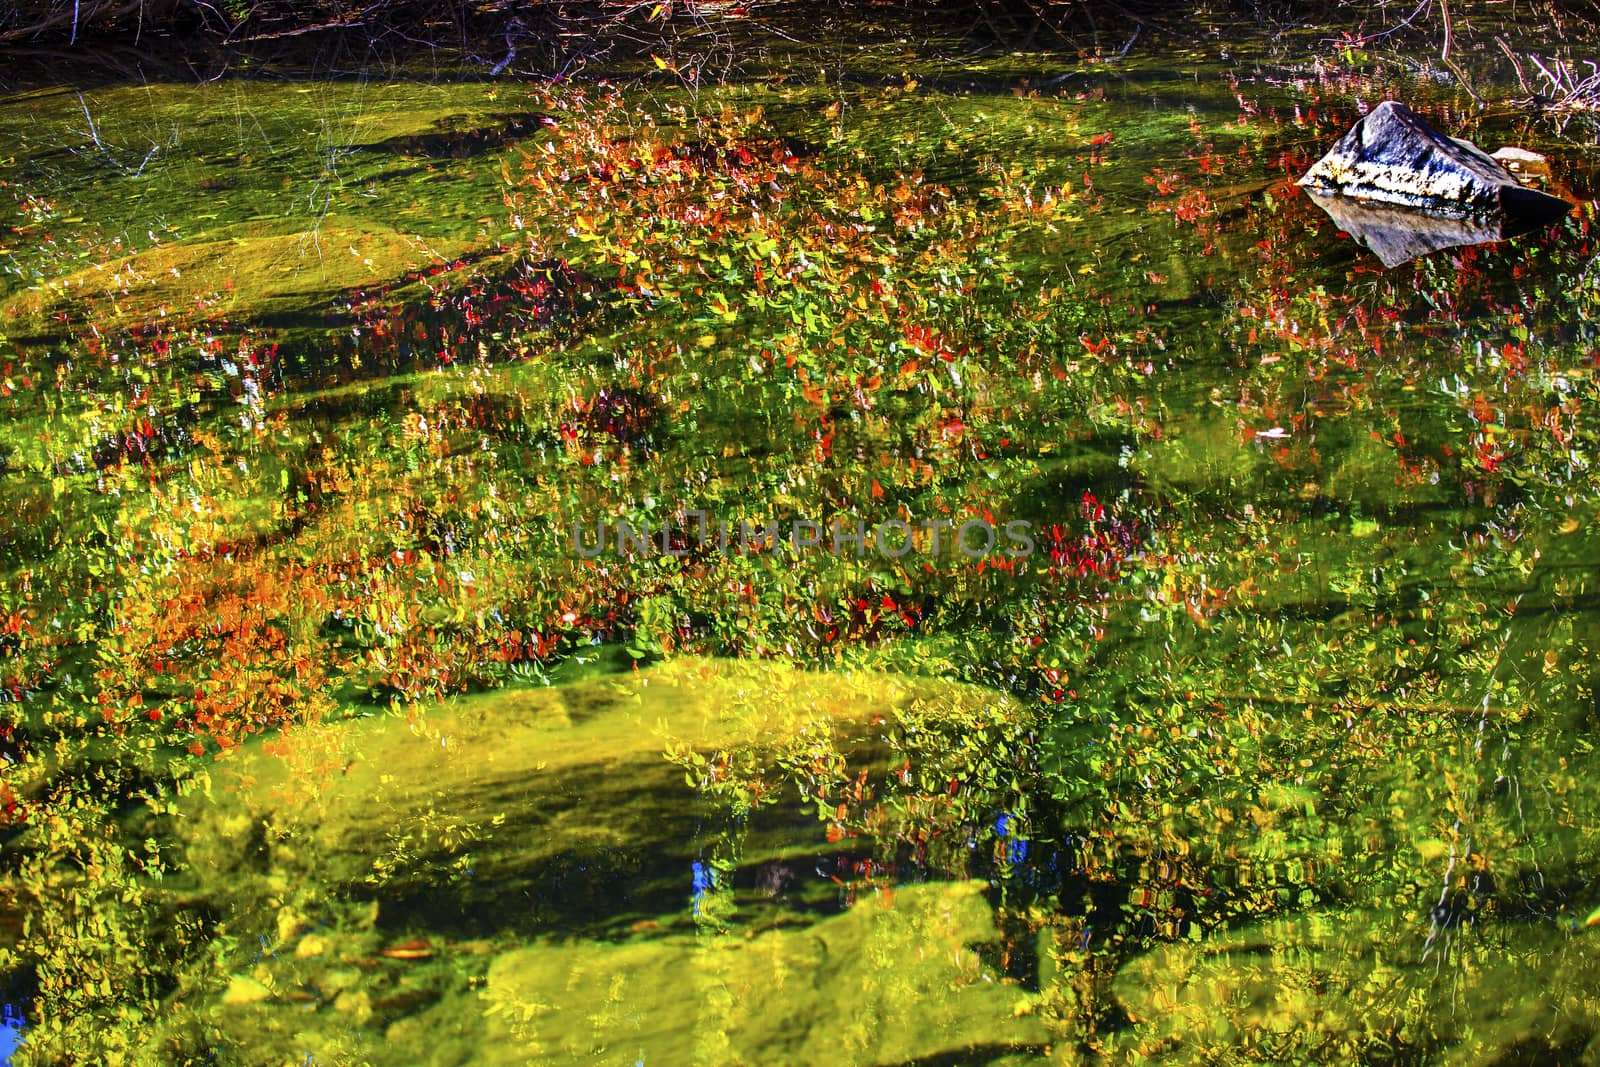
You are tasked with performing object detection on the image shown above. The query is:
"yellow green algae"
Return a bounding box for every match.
[155,658,1046,1065]
[0,80,535,323]
[479,879,1047,1066]
[1112,910,1600,1065]
[2,219,481,325]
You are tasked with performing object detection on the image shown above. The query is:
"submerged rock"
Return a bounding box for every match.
[220,975,274,1006]
[1298,101,1570,266]
[1491,146,1554,182]
[483,880,1048,1066]
[176,658,954,940]
[160,659,1043,1064]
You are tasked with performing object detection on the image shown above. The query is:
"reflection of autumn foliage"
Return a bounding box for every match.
[560,385,661,455]
[27,85,1594,770]
[1208,124,1600,509]
[97,560,338,751]
[332,255,612,372]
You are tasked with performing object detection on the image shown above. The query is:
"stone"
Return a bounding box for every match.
[332,990,373,1024]
[294,933,328,959]
[481,880,1048,1066]
[175,658,999,942]
[169,660,1042,1063]
[1492,145,1553,181]
[1298,101,1569,266]
[313,968,362,998]
[1298,101,1568,217]
[275,906,306,946]
[1110,907,1600,1065]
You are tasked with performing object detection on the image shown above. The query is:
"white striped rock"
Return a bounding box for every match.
[1299,101,1568,221]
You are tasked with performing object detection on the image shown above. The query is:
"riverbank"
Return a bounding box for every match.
[4,0,1600,92]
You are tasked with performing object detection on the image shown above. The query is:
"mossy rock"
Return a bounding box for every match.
[176,657,960,926]
[480,879,1048,1066]
[158,657,1043,1064]
[1,219,478,325]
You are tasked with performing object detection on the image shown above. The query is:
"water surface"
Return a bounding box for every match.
[2,22,1599,1065]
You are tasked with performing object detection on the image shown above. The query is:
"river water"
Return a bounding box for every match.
[2,14,1599,1065]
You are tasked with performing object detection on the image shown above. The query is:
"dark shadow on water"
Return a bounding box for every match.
[356,112,556,158]
[357,756,864,944]
[880,1043,1053,1066]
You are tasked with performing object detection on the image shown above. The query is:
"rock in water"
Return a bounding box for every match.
[1298,101,1569,266]
[1491,145,1553,182]
[1298,101,1567,218]
[483,880,1049,1065]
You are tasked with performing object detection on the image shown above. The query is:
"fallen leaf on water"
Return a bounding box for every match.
[380,938,434,960]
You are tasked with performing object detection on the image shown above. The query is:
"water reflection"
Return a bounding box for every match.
[1296,100,1573,265]
[1305,189,1569,266]
[4,32,1600,1066]
[0,1003,22,1064]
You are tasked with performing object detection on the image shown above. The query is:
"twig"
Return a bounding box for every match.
[75,89,162,176]
[0,0,147,43]
[1335,0,1431,46]
[1033,70,1082,89]
[74,90,120,168]
[1117,22,1141,59]
[489,14,522,75]
[1529,52,1561,88]
[1495,35,1532,96]
[1526,51,1600,109]
[1438,0,1485,109]
[225,5,379,44]
[129,145,157,178]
